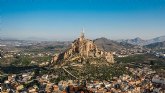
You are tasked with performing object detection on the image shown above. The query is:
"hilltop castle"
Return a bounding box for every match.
[53,31,114,64]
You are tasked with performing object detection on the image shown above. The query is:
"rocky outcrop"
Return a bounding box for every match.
[53,32,114,64]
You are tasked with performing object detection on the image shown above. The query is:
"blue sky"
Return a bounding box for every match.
[0,0,165,41]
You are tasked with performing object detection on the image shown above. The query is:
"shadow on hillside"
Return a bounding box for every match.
[0,65,48,74]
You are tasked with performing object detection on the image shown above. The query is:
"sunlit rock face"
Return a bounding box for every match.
[53,32,114,64]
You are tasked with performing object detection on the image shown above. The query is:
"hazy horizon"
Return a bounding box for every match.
[0,0,165,41]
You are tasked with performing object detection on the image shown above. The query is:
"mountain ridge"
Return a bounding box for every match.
[117,36,165,46]
[144,41,165,49]
[94,37,134,51]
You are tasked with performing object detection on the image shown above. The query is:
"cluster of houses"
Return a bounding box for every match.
[0,65,165,93]
[154,52,165,58]
[115,46,146,58]
[0,49,53,66]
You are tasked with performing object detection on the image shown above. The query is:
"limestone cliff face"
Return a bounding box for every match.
[53,32,114,64]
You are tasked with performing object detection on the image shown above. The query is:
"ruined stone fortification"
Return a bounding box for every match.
[53,32,114,64]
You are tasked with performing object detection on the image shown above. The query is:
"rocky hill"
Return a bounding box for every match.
[146,36,165,45]
[53,33,114,65]
[118,37,146,45]
[94,37,134,51]
[144,41,165,49]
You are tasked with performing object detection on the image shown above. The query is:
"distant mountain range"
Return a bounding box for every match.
[144,41,165,49]
[94,37,134,51]
[1,35,165,50]
[118,36,165,46]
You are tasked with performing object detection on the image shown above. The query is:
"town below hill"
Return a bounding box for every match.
[0,34,165,92]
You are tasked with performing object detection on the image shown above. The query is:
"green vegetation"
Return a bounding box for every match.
[115,54,145,63]
[51,64,131,81]
[115,54,165,70]
[0,57,15,66]
[11,55,51,66]
[76,64,131,80]
[1,53,165,82]
[12,56,31,66]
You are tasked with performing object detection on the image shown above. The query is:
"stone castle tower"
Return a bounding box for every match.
[79,28,85,42]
